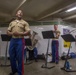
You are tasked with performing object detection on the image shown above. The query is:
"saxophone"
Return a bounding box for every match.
[27,31,38,50]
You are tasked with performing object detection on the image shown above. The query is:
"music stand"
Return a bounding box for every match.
[41,31,55,69]
[61,34,76,72]
[24,38,32,65]
[25,38,32,46]
[0,34,12,67]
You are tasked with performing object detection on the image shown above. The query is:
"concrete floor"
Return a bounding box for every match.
[0,59,76,75]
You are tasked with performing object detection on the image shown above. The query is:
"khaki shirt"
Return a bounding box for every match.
[7,19,30,38]
[53,30,60,39]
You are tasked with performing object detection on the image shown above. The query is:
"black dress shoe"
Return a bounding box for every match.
[35,59,38,62]
[9,72,16,75]
[50,61,55,63]
[35,58,38,62]
[56,62,59,64]
[9,73,14,75]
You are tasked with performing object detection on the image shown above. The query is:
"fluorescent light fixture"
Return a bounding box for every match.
[61,26,69,28]
[65,6,76,12]
[38,28,43,30]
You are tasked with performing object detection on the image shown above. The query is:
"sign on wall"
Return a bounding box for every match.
[63,29,70,48]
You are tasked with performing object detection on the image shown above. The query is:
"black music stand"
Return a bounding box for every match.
[0,34,12,67]
[61,34,76,72]
[24,38,32,65]
[41,31,55,69]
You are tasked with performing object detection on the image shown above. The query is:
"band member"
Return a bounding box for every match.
[25,31,38,62]
[26,43,38,62]
[51,24,60,64]
[7,10,31,75]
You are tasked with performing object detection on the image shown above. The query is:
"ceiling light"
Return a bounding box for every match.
[65,7,76,12]
[38,28,43,30]
[61,26,69,28]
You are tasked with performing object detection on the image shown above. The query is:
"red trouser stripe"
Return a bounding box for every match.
[22,38,25,75]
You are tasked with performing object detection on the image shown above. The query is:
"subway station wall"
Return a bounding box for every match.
[0,25,76,57]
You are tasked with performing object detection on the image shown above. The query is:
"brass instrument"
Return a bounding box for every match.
[53,30,60,39]
[27,31,38,50]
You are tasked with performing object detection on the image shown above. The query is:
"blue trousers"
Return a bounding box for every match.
[51,40,59,63]
[9,38,25,75]
[25,47,38,60]
[33,47,38,58]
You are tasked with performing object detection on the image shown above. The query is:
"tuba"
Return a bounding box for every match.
[27,31,38,50]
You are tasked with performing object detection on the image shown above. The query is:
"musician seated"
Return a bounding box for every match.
[26,46,38,62]
[25,31,39,62]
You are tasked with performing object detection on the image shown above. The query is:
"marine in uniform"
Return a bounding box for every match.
[26,39,38,62]
[7,10,31,75]
[51,24,60,64]
[26,31,38,62]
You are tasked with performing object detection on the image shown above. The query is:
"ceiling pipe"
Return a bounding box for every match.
[63,14,76,20]
[12,0,27,15]
[38,0,76,20]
